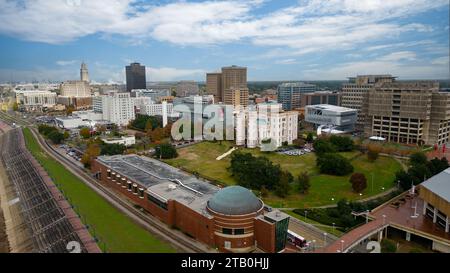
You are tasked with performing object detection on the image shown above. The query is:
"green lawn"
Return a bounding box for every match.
[23,127,175,253]
[165,141,403,208]
[283,210,344,237]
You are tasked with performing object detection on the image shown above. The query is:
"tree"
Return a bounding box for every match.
[66,105,75,115]
[63,131,70,140]
[395,170,414,190]
[349,173,367,193]
[100,142,126,155]
[313,138,337,154]
[306,132,314,142]
[260,186,269,197]
[409,152,427,166]
[155,143,178,159]
[12,102,18,111]
[297,171,311,194]
[79,127,91,139]
[47,131,64,144]
[131,114,162,131]
[317,153,354,176]
[81,143,100,168]
[293,138,305,148]
[329,135,354,152]
[148,127,165,142]
[274,171,292,198]
[367,144,381,162]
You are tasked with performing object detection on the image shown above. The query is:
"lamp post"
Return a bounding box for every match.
[323,233,328,247]
[332,223,335,230]
[340,240,345,253]
[304,210,308,221]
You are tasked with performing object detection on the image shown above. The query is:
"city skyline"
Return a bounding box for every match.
[0,0,449,83]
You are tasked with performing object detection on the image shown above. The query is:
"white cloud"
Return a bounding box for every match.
[275,59,298,65]
[146,67,205,81]
[56,60,78,66]
[302,52,449,80]
[431,56,450,66]
[0,0,446,52]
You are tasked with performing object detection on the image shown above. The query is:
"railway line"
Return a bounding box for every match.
[0,129,94,253]
[27,127,209,253]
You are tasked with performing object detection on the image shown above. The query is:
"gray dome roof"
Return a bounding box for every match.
[207,186,263,215]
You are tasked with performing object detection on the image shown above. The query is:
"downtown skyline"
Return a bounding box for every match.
[0,0,449,83]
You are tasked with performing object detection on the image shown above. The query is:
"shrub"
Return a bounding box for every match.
[349,173,367,193]
[367,144,382,162]
[317,153,354,176]
[47,131,64,144]
[297,171,311,194]
[381,239,397,253]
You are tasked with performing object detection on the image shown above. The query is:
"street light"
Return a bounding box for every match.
[323,233,328,247]
[304,210,308,221]
[340,240,345,253]
[332,223,335,230]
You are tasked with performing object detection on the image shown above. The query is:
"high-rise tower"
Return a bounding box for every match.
[80,62,90,82]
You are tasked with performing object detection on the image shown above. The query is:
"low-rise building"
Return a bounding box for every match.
[305,104,357,134]
[15,90,57,111]
[102,135,136,147]
[91,154,290,253]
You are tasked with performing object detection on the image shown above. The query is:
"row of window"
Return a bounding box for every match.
[222,228,245,235]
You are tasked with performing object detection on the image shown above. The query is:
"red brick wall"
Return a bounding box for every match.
[254,218,275,252]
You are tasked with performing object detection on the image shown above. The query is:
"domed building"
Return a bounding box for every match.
[92,155,290,253]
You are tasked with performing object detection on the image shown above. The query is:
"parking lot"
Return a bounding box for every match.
[277,147,314,156]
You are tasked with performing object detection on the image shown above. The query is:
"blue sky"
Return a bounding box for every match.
[0,0,448,83]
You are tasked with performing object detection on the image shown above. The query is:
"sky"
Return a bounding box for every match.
[0,0,449,83]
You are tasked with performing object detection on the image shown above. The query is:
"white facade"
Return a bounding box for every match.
[102,136,136,147]
[80,62,90,83]
[15,90,57,108]
[235,103,298,149]
[305,104,357,133]
[93,92,135,126]
[55,117,89,129]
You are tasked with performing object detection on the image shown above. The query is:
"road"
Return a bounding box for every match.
[288,217,338,251]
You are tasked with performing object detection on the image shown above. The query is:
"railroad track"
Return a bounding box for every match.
[28,127,208,253]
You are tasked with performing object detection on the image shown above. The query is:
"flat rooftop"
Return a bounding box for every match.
[306,104,357,113]
[97,155,219,217]
[421,168,450,203]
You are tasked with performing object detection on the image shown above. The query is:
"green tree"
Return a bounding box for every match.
[316,153,354,175]
[100,142,126,155]
[155,143,178,159]
[47,131,64,144]
[349,173,367,193]
[306,132,314,142]
[297,171,311,194]
[409,152,428,166]
[63,131,70,140]
[313,138,337,154]
[79,127,91,139]
[329,135,354,152]
[274,171,292,198]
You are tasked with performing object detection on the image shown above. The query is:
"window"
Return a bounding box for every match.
[234,229,245,235]
[147,194,168,210]
[222,228,232,235]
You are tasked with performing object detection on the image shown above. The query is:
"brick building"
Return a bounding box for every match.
[90,155,289,253]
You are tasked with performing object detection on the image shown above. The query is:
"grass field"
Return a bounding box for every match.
[165,141,403,208]
[23,127,175,253]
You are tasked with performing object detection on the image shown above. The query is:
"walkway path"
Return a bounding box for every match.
[216,147,237,160]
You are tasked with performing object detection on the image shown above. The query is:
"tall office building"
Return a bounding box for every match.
[126,63,146,92]
[341,75,396,129]
[176,80,199,97]
[277,82,316,111]
[93,92,135,126]
[206,65,248,107]
[206,72,222,102]
[363,81,450,145]
[80,62,89,82]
